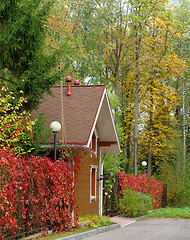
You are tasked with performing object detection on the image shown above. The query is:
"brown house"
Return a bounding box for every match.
[32,77,120,216]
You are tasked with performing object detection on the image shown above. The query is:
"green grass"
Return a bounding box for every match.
[150,207,190,219]
[34,228,90,240]
[30,215,114,240]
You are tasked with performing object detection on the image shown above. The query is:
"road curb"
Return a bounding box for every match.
[56,223,120,240]
[112,213,153,222]
[56,214,152,240]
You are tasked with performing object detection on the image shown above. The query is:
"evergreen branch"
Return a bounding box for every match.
[0,76,15,84]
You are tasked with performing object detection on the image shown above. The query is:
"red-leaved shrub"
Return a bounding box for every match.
[0,148,82,239]
[118,172,164,209]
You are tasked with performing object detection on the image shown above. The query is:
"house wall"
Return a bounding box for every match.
[75,146,100,216]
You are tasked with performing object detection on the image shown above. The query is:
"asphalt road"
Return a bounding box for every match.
[82,218,190,240]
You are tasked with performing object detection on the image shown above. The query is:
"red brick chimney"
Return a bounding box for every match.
[66,76,72,96]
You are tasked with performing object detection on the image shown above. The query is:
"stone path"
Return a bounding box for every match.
[109,216,135,227]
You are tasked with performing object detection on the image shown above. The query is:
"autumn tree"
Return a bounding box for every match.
[172,0,190,171]
[0,87,35,155]
[159,0,190,205]
[118,0,170,176]
[140,7,186,176]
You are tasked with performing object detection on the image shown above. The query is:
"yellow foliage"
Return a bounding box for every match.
[0,87,35,155]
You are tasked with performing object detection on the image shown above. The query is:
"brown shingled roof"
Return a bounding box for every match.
[32,85,106,145]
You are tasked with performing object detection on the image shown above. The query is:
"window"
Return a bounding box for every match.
[90,165,98,202]
[91,168,96,196]
[91,130,98,157]
[92,133,96,153]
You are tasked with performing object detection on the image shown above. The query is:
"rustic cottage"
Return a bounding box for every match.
[32,76,120,216]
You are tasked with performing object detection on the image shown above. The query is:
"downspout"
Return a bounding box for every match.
[99,153,106,215]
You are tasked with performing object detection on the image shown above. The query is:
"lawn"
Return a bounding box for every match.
[30,215,114,240]
[150,207,190,219]
[31,228,91,240]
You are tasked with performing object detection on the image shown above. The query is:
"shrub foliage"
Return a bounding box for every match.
[0,87,35,155]
[119,189,152,217]
[0,148,82,239]
[78,215,112,229]
[118,172,164,209]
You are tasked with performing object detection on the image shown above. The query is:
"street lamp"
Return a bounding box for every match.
[142,161,147,174]
[50,121,61,161]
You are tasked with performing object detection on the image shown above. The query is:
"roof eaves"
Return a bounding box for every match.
[86,86,106,147]
[105,91,121,150]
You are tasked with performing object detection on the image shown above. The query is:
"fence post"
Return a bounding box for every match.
[25,152,29,237]
[162,184,167,208]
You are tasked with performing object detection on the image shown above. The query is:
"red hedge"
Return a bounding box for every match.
[118,172,164,209]
[0,149,82,239]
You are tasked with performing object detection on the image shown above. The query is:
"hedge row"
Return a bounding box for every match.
[118,172,164,209]
[0,149,82,239]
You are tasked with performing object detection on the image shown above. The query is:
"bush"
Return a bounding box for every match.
[119,189,152,217]
[0,87,35,155]
[78,215,112,229]
[0,148,82,239]
[118,173,164,209]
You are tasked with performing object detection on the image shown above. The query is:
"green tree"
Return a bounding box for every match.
[0,0,59,110]
[69,0,107,84]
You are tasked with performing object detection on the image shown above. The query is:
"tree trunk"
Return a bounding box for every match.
[182,82,186,174]
[176,79,180,180]
[148,151,152,176]
[134,25,141,177]
[114,66,119,125]
[134,79,139,177]
[148,82,153,176]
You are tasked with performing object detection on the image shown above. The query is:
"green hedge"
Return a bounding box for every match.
[119,189,152,217]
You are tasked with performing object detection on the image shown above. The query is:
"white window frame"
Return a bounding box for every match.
[90,165,98,202]
[94,128,98,157]
[90,128,98,157]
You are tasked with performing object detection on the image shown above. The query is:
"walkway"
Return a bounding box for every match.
[109,216,136,227]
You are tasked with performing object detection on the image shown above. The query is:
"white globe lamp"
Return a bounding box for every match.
[142,161,147,174]
[50,121,61,160]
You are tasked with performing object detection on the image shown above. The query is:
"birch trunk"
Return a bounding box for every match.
[134,79,139,177]
[134,23,141,177]
[182,82,186,173]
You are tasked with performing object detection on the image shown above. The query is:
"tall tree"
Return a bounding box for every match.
[125,0,165,175]
[139,4,186,176]
[109,0,187,176]
[65,0,107,84]
[172,0,190,172]
[0,0,58,110]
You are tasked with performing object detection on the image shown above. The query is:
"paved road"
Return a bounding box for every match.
[82,218,190,240]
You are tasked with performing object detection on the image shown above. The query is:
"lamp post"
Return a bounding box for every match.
[142,161,147,174]
[50,121,61,161]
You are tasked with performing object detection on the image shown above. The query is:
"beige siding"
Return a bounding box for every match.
[75,150,100,216]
